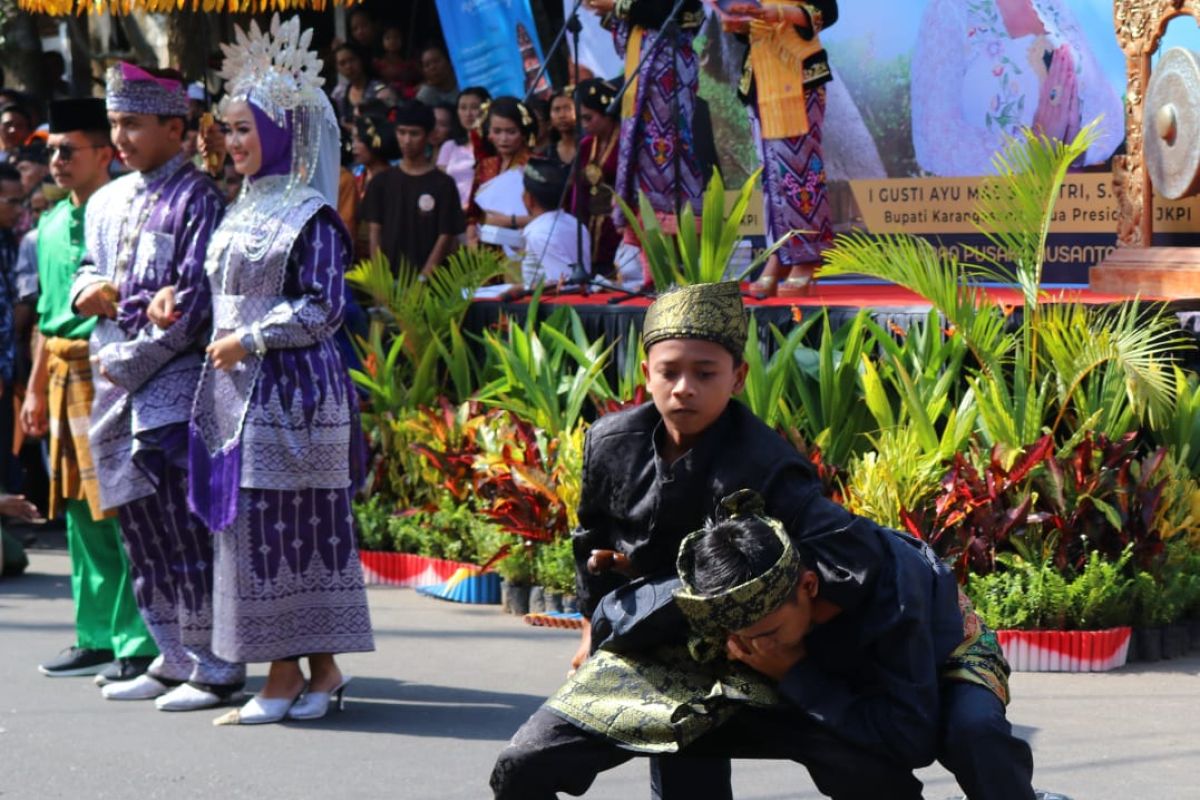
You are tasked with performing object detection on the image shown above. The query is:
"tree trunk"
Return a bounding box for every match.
[0,7,46,102]
[165,10,215,82]
[65,15,94,97]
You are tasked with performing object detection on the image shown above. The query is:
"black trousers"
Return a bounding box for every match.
[491,706,925,800]
[490,683,1035,800]
[937,682,1035,800]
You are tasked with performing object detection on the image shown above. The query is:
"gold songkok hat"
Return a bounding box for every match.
[641,281,747,358]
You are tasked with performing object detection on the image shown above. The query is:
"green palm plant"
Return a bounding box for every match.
[615,168,794,289]
[787,310,877,470]
[822,121,1184,450]
[346,247,505,408]
[477,297,617,436]
[346,248,505,362]
[1153,367,1200,473]
[737,316,814,432]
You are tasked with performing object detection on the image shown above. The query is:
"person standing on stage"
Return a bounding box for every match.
[729,1,837,298]
[26,99,159,683]
[150,14,375,726]
[586,0,706,288]
[70,63,244,711]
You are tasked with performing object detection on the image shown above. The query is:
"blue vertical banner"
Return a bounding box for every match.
[436,0,549,97]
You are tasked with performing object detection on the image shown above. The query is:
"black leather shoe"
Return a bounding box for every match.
[37,646,115,677]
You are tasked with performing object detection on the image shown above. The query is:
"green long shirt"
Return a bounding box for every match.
[36,197,96,340]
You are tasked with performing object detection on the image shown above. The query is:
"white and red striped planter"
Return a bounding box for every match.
[359,551,477,588]
[995,627,1131,672]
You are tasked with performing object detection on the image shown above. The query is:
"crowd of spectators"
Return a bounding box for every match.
[0,6,631,540]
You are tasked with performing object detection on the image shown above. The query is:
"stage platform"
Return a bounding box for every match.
[466,280,1200,336]
[463,279,1200,382]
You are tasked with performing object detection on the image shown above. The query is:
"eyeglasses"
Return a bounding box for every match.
[0,196,22,206]
[48,144,104,162]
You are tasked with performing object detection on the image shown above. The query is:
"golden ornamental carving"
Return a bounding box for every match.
[1113,1,1200,247]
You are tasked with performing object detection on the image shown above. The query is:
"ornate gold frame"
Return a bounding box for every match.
[1114,1,1200,247]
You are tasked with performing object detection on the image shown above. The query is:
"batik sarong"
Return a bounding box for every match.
[45,337,110,521]
[613,23,704,228]
[752,87,833,267]
[211,485,375,663]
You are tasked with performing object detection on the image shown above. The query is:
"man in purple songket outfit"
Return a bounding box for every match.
[70,62,245,710]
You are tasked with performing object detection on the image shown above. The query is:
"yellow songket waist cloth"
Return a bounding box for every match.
[544,643,779,753]
[748,7,825,139]
[45,337,113,521]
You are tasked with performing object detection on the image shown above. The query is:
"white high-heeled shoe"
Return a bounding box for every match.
[287,676,352,721]
[213,690,302,726]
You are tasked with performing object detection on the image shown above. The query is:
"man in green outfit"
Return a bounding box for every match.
[22,98,157,681]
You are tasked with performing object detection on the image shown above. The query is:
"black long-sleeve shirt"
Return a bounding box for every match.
[779,530,965,767]
[572,400,883,617]
[572,399,969,765]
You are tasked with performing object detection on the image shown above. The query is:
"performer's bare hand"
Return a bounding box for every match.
[569,619,592,677]
[1033,44,1080,142]
[587,549,636,577]
[584,0,615,15]
[207,333,249,371]
[147,286,181,329]
[75,282,119,319]
[89,354,113,383]
[720,13,751,34]
[744,4,809,28]
[0,494,44,523]
[20,389,48,438]
[726,633,806,682]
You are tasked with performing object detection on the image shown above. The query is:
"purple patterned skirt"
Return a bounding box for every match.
[753,87,833,267]
[211,485,375,663]
[613,23,704,228]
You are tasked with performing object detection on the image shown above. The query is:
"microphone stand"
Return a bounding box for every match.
[603,0,691,118]
[523,1,591,293]
[523,0,586,106]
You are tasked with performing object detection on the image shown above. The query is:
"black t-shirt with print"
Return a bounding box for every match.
[360,166,466,272]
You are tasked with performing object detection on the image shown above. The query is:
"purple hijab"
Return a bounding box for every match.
[249,101,292,179]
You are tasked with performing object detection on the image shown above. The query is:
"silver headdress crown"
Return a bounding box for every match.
[217,13,338,204]
[218,14,324,127]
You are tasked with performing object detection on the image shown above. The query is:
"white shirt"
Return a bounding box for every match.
[521,210,591,288]
[436,140,475,210]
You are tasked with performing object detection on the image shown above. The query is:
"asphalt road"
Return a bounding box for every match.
[1,548,1197,799]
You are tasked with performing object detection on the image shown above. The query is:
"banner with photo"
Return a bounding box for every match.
[707,0,1135,283]
[437,0,548,98]
[571,1,1200,283]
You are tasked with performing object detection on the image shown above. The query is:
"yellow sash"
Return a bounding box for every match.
[622,27,644,119]
[749,4,824,140]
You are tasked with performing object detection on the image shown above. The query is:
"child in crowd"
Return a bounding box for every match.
[519,157,589,288]
[361,101,464,277]
[540,87,577,169]
[467,96,537,247]
[375,24,422,98]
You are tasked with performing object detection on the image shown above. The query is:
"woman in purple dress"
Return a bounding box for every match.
[150,15,374,726]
